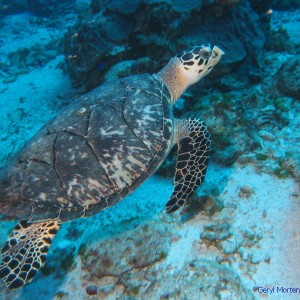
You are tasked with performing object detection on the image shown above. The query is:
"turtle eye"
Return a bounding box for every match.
[200,50,212,60]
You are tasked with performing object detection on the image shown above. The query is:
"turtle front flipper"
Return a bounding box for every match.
[0,220,59,289]
[166,118,211,213]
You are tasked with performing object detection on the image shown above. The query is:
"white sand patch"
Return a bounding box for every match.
[161,224,200,271]
[0,55,81,166]
[205,163,300,299]
[0,55,74,116]
[0,13,60,54]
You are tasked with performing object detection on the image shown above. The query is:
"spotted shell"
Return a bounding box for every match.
[0,75,173,223]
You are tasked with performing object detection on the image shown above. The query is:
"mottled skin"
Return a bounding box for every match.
[0,45,223,289]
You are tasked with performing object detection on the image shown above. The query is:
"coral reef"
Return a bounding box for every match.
[64,0,267,89]
[274,55,300,99]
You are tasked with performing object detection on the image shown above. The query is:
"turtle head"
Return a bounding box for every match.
[156,44,224,103]
[176,45,224,85]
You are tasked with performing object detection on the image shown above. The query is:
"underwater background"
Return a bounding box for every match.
[0,0,299,299]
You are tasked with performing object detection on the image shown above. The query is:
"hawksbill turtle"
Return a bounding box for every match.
[0,44,223,289]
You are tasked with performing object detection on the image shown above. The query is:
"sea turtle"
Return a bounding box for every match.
[0,44,223,289]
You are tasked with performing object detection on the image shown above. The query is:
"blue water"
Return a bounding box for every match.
[0,0,300,299]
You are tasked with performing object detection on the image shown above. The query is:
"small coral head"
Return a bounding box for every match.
[176,44,224,86]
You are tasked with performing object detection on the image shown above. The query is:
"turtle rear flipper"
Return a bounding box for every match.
[166,118,211,213]
[0,220,59,289]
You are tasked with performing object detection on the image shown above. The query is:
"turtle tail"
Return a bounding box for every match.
[0,220,59,289]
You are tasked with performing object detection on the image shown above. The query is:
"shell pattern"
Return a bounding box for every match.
[0,75,173,223]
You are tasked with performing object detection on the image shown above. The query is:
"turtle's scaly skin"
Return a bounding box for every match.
[0,220,60,288]
[0,75,173,223]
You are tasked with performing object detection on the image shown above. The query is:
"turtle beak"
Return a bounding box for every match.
[210,45,224,65]
[212,45,225,56]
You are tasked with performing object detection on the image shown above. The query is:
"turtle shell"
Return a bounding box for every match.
[0,75,173,223]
